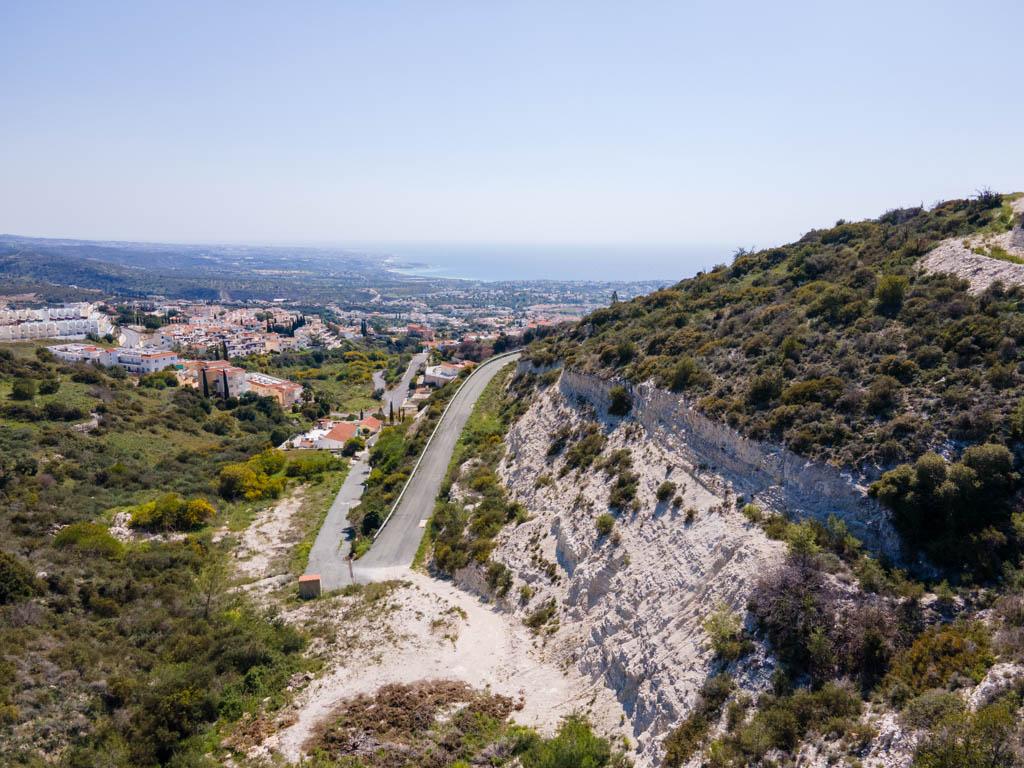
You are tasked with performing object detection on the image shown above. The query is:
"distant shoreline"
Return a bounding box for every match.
[373,242,719,283]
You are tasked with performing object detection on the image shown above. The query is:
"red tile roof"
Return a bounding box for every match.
[323,422,358,443]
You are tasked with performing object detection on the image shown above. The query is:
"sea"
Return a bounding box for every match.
[358,242,730,283]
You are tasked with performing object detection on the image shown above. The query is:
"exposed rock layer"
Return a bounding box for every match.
[557,369,903,561]
[481,374,783,764]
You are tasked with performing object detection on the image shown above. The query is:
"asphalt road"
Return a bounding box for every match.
[308,352,519,588]
[359,352,520,573]
[304,453,371,588]
[372,351,427,417]
[306,353,427,589]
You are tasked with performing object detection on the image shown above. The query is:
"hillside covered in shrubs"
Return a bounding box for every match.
[529,192,1021,469]
[0,342,340,766]
[528,193,1024,575]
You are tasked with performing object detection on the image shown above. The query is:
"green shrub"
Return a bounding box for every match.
[608,386,632,417]
[561,428,607,475]
[485,560,513,596]
[342,436,365,456]
[870,445,1017,571]
[703,604,754,661]
[741,503,763,523]
[129,494,216,530]
[285,451,344,478]
[218,462,284,501]
[746,373,781,407]
[595,513,615,537]
[780,377,843,405]
[0,551,39,604]
[663,675,734,766]
[43,401,86,421]
[911,696,1018,768]
[520,714,628,768]
[671,357,700,391]
[656,480,677,502]
[704,682,861,765]
[547,425,572,456]
[608,470,638,512]
[524,598,558,633]
[250,448,287,475]
[866,375,900,414]
[901,689,966,729]
[54,522,125,559]
[138,370,179,389]
[10,378,36,401]
[875,273,908,314]
[886,621,993,695]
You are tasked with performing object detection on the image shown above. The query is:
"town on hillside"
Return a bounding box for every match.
[0,298,485,447]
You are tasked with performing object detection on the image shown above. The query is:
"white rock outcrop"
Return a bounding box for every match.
[467,367,936,764]
[921,196,1024,294]
[557,369,902,561]
[479,375,785,764]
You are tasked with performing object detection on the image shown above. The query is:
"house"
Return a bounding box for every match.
[1,303,113,342]
[360,415,383,435]
[47,343,109,365]
[404,386,432,410]
[114,349,181,375]
[314,422,358,450]
[423,361,472,387]
[47,343,180,374]
[407,323,435,341]
[190,360,249,399]
[245,372,303,407]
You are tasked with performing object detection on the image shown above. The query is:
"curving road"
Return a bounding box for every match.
[308,352,520,589]
[372,351,427,417]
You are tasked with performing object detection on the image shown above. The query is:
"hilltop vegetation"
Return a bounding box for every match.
[528,193,1024,574]
[529,193,1021,468]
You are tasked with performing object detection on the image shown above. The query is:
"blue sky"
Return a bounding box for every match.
[1,1,1021,251]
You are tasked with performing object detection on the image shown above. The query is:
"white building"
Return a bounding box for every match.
[0,303,114,343]
[423,362,471,387]
[245,372,303,407]
[113,349,181,375]
[48,343,180,374]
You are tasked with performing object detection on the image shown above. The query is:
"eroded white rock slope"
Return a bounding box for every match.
[466,372,785,764]
[921,196,1024,294]
[453,368,1023,767]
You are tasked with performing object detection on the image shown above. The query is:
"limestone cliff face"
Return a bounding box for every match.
[462,366,917,765]
[557,368,903,562]
[1012,222,1024,249]
[476,373,783,765]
